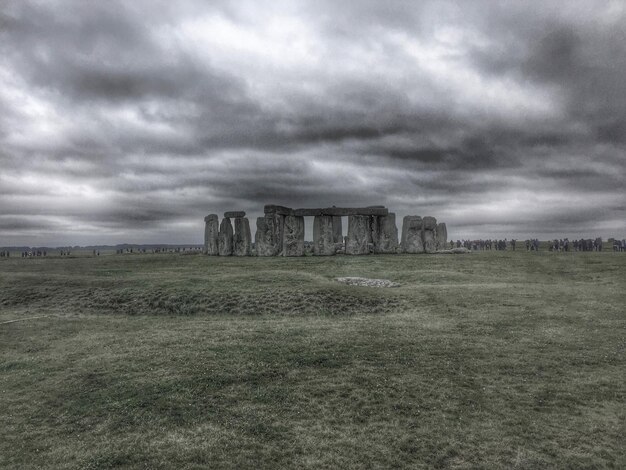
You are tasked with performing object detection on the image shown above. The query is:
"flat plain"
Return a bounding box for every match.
[1,251,624,469]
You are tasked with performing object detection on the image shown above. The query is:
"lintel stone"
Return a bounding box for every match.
[224,211,245,218]
[264,205,293,216]
[294,207,388,217]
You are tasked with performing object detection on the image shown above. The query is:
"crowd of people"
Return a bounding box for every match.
[452,239,517,250]
[21,250,48,257]
[115,247,202,254]
[448,237,623,252]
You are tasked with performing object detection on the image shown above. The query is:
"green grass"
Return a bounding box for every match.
[1,252,624,469]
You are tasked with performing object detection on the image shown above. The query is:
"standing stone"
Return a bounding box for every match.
[332,216,343,243]
[218,218,233,256]
[255,214,285,256]
[313,215,335,256]
[376,213,399,253]
[422,216,437,253]
[346,215,372,255]
[204,214,219,255]
[436,222,447,251]
[370,216,381,253]
[401,216,424,253]
[233,217,251,256]
[283,215,305,256]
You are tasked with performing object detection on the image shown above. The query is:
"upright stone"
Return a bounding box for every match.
[233,217,251,256]
[346,215,372,255]
[401,216,424,253]
[218,218,233,256]
[422,216,437,253]
[255,214,284,256]
[376,213,399,253]
[436,222,447,251]
[370,216,381,252]
[204,214,219,255]
[313,215,335,256]
[283,215,305,256]
[332,216,343,243]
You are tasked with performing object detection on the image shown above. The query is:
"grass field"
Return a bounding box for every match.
[1,251,624,469]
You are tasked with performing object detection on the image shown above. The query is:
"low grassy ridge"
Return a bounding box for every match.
[1,252,624,468]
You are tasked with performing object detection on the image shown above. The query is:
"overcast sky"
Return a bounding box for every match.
[1,0,624,246]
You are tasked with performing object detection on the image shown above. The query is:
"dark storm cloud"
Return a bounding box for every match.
[0,0,624,245]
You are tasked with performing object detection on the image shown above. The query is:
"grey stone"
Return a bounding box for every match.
[263,205,293,216]
[203,214,219,255]
[376,213,399,253]
[224,211,245,218]
[422,216,437,253]
[282,215,305,256]
[218,218,233,256]
[294,207,388,217]
[370,216,380,252]
[436,222,447,250]
[422,216,437,231]
[255,214,285,256]
[423,229,436,253]
[401,216,424,253]
[346,215,372,255]
[233,217,251,256]
[332,216,343,243]
[313,215,335,256]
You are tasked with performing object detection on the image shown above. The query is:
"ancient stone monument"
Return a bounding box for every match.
[375,213,399,253]
[233,215,251,256]
[346,215,372,255]
[422,216,437,253]
[218,217,233,256]
[436,222,447,250]
[203,214,219,255]
[401,216,424,253]
[283,215,305,256]
[313,215,335,256]
[204,205,448,257]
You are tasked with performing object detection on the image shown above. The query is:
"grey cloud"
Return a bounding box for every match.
[0,0,624,245]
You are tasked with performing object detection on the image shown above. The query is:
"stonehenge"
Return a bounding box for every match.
[203,214,219,255]
[401,216,424,253]
[375,213,399,253]
[203,205,448,257]
[283,215,305,256]
[218,218,234,256]
[422,216,437,253]
[313,215,335,256]
[346,215,372,255]
[233,217,251,256]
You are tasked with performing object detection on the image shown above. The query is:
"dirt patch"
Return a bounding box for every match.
[335,277,400,288]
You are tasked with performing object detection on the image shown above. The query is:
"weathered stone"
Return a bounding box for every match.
[294,207,388,217]
[346,215,372,255]
[233,217,251,256]
[401,216,424,253]
[422,216,437,253]
[313,215,335,256]
[204,214,219,255]
[282,215,305,256]
[332,216,343,243]
[218,218,233,256]
[370,216,380,252]
[423,229,436,253]
[376,213,399,253]
[255,214,285,256]
[263,205,293,216]
[422,216,437,231]
[436,222,447,250]
[224,211,245,218]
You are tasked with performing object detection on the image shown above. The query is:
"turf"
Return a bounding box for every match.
[1,252,624,469]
